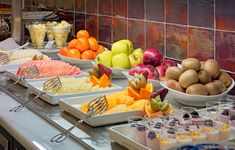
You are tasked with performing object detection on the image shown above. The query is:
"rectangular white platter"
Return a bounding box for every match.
[109,123,235,150]
[27,79,123,105]
[59,94,144,127]
[5,69,87,87]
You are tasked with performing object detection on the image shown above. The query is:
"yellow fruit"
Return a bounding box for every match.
[105,94,118,110]
[80,103,89,112]
[127,99,148,111]
[103,104,128,114]
[116,95,134,105]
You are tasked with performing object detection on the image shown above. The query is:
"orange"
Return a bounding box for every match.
[68,39,79,49]
[99,74,111,87]
[59,46,70,56]
[81,50,94,60]
[76,37,89,52]
[140,83,153,100]
[127,87,141,100]
[67,49,81,59]
[76,30,89,39]
[97,45,105,54]
[88,37,99,51]
[89,75,99,86]
[93,52,98,58]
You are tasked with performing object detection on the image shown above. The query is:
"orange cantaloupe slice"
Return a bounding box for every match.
[89,74,111,88]
[127,83,153,100]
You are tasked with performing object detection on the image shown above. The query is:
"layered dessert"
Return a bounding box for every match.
[219,109,230,123]
[146,122,162,150]
[219,124,230,141]
[160,137,177,150]
[176,135,193,144]
[189,131,206,142]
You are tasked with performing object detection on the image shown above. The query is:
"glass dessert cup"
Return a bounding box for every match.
[218,98,233,123]
[206,101,219,121]
[52,27,70,48]
[31,25,47,48]
[159,130,177,150]
[26,25,36,45]
[201,120,219,141]
[127,116,146,145]
[181,107,197,114]
[46,21,57,41]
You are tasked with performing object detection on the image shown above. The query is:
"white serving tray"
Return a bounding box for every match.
[122,71,162,89]
[27,78,123,105]
[59,94,144,127]
[5,69,87,87]
[109,121,234,150]
[0,64,20,72]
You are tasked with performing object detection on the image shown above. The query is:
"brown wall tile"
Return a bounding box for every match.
[75,13,85,33]
[146,0,164,22]
[128,0,144,19]
[113,0,127,17]
[166,0,188,25]
[99,0,112,15]
[112,17,127,42]
[146,22,164,53]
[86,0,98,14]
[128,20,145,49]
[188,28,214,61]
[86,14,99,38]
[75,0,85,12]
[99,16,112,43]
[166,24,188,59]
[216,31,235,72]
[216,0,235,31]
[189,0,214,28]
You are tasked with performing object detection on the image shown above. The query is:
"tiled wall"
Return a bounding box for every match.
[24,0,235,76]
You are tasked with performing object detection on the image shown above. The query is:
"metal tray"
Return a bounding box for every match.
[27,78,123,105]
[0,64,20,72]
[109,108,235,150]
[5,69,87,87]
[59,94,144,127]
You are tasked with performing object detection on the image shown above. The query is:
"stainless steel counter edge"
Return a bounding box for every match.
[0,92,87,150]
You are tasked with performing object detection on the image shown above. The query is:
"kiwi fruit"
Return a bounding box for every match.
[182,58,201,71]
[179,69,199,88]
[204,59,221,79]
[205,82,221,95]
[186,84,208,95]
[167,79,184,92]
[213,80,226,92]
[198,69,212,84]
[219,72,232,87]
[165,66,183,81]
[200,61,205,69]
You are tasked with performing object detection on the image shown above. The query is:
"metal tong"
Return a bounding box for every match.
[0,52,9,65]
[50,96,108,143]
[4,65,39,90]
[9,77,62,112]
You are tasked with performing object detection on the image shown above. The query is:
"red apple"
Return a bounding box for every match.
[161,58,176,68]
[143,48,163,67]
[156,66,167,78]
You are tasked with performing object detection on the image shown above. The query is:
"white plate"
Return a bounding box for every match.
[160,79,235,106]
[122,71,162,89]
[5,69,87,87]
[27,77,123,105]
[58,53,93,68]
[59,94,144,126]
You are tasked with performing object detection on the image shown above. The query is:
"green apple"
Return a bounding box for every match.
[95,51,112,67]
[133,48,144,57]
[119,39,134,53]
[112,53,131,69]
[129,53,143,67]
[111,41,130,55]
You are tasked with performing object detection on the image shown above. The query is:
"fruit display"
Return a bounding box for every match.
[16,60,81,78]
[129,49,176,81]
[95,39,144,69]
[45,21,57,41]
[144,88,173,118]
[132,111,231,150]
[59,30,104,60]
[2,49,50,65]
[166,58,233,95]
[80,71,153,114]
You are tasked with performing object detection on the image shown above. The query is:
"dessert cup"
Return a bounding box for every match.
[26,25,36,44]
[46,21,57,41]
[176,135,193,144]
[32,24,47,48]
[219,124,231,141]
[206,101,219,121]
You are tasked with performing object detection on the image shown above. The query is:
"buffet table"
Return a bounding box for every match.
[0,71,185,150]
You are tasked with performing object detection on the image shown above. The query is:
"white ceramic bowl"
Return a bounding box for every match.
[122,71,162,89]
[160,79,235,106]
[58,53,93,68]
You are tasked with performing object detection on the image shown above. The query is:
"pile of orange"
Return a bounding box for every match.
[59,30,105,60]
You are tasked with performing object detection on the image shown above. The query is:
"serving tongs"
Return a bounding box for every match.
[4,65,39,91]
[0,52,9,65]
[50,96,108,143]
[9,77,62,112]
